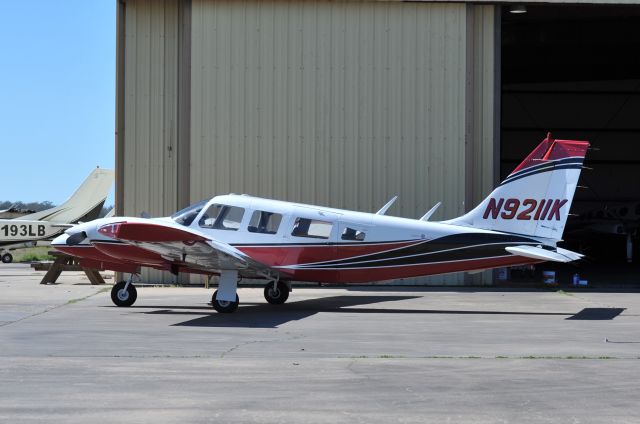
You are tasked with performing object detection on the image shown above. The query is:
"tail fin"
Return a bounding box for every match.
[445,134,589,241]
[20,168,114,224]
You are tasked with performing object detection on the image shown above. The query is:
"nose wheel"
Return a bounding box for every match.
[264,281,290,305]
[111,280,138,307]
[1,252,13,263]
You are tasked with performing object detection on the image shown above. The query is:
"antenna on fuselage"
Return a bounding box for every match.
[375,196,398,215]
[420,202,441,221]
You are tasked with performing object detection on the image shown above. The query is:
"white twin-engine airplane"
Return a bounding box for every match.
[0,168,114,263]
[53,135,589,313]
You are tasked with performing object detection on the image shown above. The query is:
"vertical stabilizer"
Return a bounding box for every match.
[444,134,589,241]
[20,168,114,224]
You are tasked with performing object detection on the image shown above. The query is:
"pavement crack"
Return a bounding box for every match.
[219,339,268,358]
[0,287,107,328]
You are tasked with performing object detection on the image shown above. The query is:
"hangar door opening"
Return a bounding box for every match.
[501,5,640,267]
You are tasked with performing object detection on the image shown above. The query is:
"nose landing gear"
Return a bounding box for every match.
[111,274,138,307]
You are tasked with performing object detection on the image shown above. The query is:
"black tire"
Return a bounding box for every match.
[111,281,138,307]
[264,281,290,305]
[211,290,239,313]
[1,253,13,264]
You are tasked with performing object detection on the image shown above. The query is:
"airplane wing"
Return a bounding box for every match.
[97,221,277,277]
[505,245,583,263]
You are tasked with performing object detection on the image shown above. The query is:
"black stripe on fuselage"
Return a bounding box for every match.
[292,233,537,269]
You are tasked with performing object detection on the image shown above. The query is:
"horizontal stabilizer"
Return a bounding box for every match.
[506,245,583,263]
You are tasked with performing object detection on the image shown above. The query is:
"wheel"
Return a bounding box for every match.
[211,290,239,313]
[1,253,13,263]
[111,281,138,307]
[264,281,290,305]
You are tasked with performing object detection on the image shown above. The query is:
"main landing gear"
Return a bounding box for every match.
[211,290,239,313]
[111,275,138,307]
[264,280,290,305]
[210,273,291,313]
[1,252,13,264]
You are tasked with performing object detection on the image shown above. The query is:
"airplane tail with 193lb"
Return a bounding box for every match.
[0,168,114,263]
[444,133,589,262]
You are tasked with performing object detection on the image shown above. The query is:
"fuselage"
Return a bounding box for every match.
[53,194,542,283]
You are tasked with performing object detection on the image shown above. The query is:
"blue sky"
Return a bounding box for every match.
[0,1,115,205]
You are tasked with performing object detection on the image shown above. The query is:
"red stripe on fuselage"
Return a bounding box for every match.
[235,240,420,267]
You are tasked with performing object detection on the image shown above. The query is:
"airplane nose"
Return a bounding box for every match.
[51,233,69,246]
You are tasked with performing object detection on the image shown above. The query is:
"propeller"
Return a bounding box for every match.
[66,231,87,246]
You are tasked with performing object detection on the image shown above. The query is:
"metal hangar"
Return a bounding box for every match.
[115,0,640,284]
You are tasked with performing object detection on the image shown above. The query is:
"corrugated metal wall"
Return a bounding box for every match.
[119,0,497,285]
[121,0,180,282]
[191,0,469,220]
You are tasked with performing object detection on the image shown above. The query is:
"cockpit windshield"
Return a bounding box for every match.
[171,200,208,226]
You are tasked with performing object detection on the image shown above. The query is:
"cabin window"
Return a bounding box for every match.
[341,227,366,241]
[199,204,245,230]
[171,200,208,226]
[248,210,282,234]
[291,217,333,239]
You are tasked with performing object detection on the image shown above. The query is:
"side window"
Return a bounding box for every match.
[248,210,282,234]
[291,217,333,239]
[199,204,245,230]
[341,227,366,241]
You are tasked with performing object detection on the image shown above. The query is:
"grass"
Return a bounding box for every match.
[10,246,55,262]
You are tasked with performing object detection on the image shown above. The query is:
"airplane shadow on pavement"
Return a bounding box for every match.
[129,296,626,328]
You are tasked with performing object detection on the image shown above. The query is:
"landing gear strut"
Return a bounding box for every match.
[111,275,138,307]
[211,270,239,313]
[264,280,290,305]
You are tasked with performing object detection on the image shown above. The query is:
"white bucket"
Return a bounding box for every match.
[542,271,556,285]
